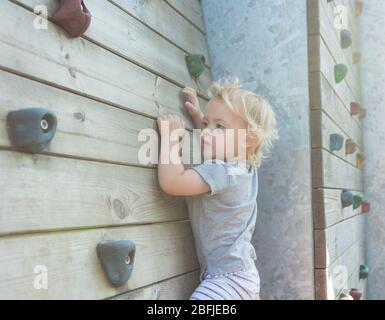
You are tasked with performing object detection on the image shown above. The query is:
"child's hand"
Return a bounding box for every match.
[157,114,186,140]
[182,87,204,123]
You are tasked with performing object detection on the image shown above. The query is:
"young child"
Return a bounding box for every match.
[156,79,278,300]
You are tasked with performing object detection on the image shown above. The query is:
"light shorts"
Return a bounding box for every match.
[189,268,261,300]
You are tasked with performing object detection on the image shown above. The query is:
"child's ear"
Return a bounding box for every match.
[245,132,259,148]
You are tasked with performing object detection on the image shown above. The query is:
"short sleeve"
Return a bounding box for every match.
[190,159,232,196]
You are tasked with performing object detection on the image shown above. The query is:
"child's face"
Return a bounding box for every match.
[201,96,249,162]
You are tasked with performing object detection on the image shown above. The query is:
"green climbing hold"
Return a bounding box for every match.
[359,265,369,279]
[97,240,136,287]
[330,133,344,151]
[186,54,206,78]
[341,29,353,49]
[341,190,354,208]
[335,64,348,84]
[353,195,363,210]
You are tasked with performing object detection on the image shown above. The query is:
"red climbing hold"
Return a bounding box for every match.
[52,0,92,38]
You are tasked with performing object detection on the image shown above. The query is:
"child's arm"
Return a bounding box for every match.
[182,87,205,130]
[157,114,210,196]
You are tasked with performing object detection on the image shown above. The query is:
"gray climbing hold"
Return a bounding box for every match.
[341,29,352,49]
[341,190,354,208]
[6,107,58,153]
[97,240,136,287]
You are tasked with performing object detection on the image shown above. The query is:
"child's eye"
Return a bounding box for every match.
[202,122,208,128]
[216,124,225,129]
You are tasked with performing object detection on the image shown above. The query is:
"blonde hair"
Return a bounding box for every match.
[207,77,279,168]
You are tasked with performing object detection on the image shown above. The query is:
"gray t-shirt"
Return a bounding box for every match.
[185,158,258,282]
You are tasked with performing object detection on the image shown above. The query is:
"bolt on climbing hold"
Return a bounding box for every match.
[341,29,353,49]
[359,265,369,280]
[341,190,354,208]
[355,0,363,17]
[353,53,361,64]
[362,201,371,214]
[186,54,206,78]
[353,195,363,210]
[6,108,58,154]
[330,133,344,151]
[97,240,136,287]
[345,139,357,155]
[349,288,362,300]
[356,153,365,169]
[350,102,361,116]
[339,292,354,300]
[359,108,367,119]
[52,0,92,38]
[335,64,348,84]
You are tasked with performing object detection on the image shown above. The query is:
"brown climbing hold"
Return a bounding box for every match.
[346,139,357,155]
[362,201,371,214]
[52,0,92,38]
[350,102,361,116]
[349,288,362,300]
[355,0,363,17]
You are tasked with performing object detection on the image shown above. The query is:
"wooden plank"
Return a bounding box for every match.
[0,70,200,166]
[165,0,205,34]
[308,34,359,107]
[312,149,363,191]
[315,239,365,299]
[319,0,361,78]
[0,150,189,235]
[311,0,361,99]
[109,0,211,67]
[315,214,364,268]
[313,188,363,229]
[0,221,198,299]
[309,72,362,144]
[0,1,205,126]
[13,0,212,98]
[311,109,362,167]
[110,269,199,300]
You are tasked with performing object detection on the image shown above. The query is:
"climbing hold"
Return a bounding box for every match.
[353,53,361,64]
[52,0,92,38]
[345,139,357,155]
[350,102,361,116]
[356,153,365,169]
[341,190,354,208]
[341,29,353,49]
[349,288,363,300]
[186,54,206,78]
[359,108,367,119]
[339,292,354,300]
[359,265,369,279]
[353,195,363,210]
[330,134,344,151]
[355,0,363,17]
[362,201,371,214]
[97,240,136,287]
[335,64,348,84]
[6,108,58,153]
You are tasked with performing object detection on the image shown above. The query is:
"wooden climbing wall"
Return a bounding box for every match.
[0,0,211,299]
[308,0,367,299]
